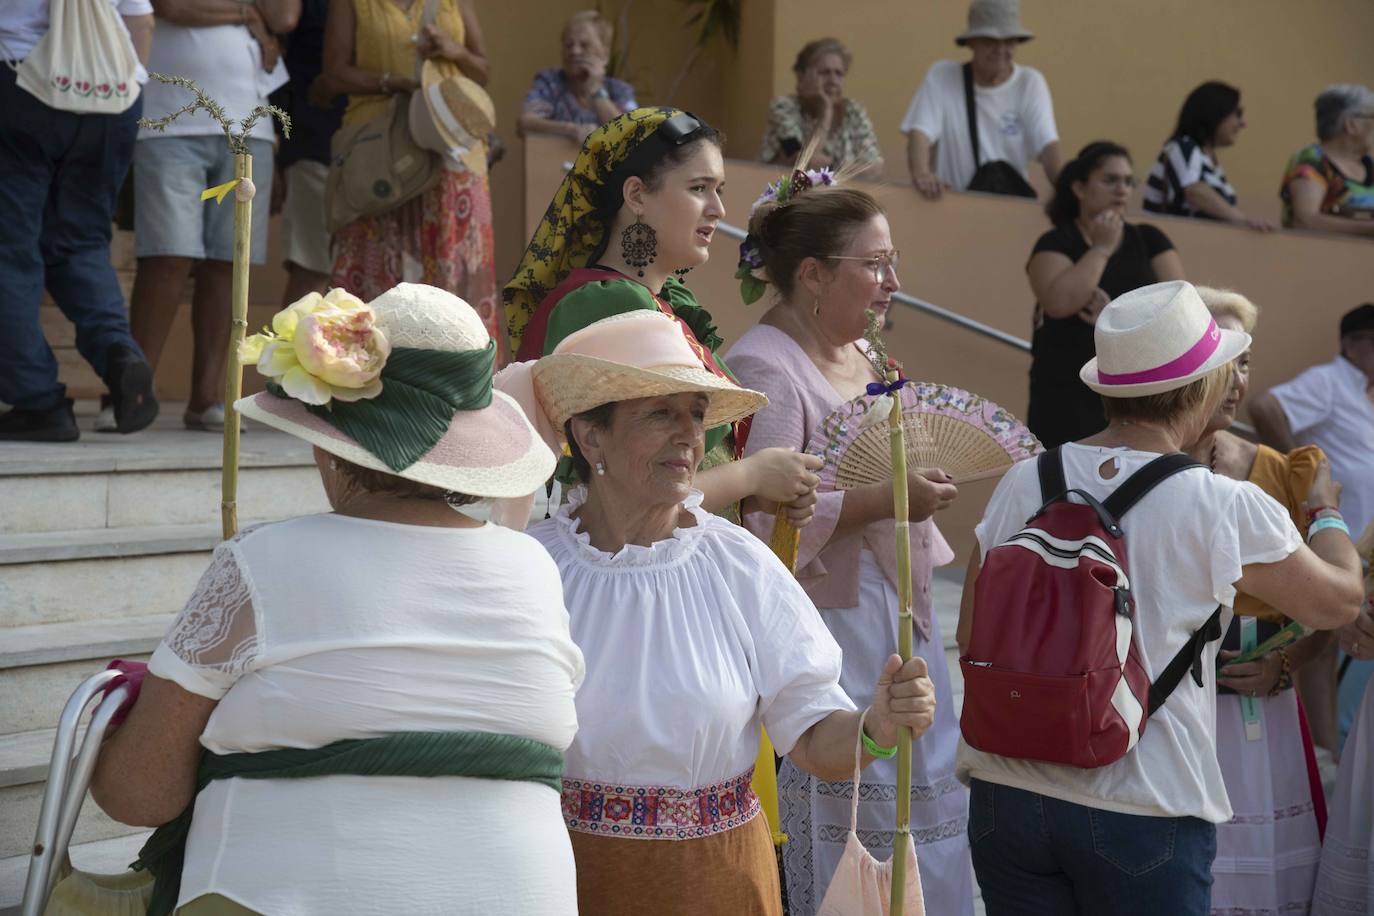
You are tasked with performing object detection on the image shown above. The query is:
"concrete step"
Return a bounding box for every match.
[0,417,327,535]
[0,770,141,861]
[0,614,173,671]
[0,820,151,912]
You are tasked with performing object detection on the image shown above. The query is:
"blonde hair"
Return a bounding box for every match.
[1101,362,1234,426]
[1195,286,1259,333]
[564,10,613,51]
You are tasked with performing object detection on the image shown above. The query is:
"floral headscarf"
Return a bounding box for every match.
[503,107,689,356]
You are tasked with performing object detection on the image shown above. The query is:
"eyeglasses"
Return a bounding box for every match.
[826,250,900,282]
[1097,174,1138,189]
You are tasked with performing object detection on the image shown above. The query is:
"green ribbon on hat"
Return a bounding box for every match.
[266,341,496,472]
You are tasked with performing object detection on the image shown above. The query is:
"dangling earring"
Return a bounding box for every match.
[813,295,821,318]
[594,461,606,477]
[621,215,657,278]
[443,491,468,512]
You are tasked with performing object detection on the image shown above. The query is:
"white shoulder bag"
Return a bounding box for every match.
[15,0,141,114]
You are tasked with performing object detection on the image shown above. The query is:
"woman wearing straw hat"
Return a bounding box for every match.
[956,280,1363,915]
[498,309,940,915]
[1185,287,1332,916]
[90,283,583,916]
[726,165,973,916]
[504,107,823,524]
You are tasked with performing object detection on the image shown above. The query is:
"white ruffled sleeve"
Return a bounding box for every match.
[745,547,857,754]
[148,539,261,700]
[1208,480,1303,609]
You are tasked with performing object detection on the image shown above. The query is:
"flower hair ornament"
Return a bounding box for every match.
[735,165,836,306]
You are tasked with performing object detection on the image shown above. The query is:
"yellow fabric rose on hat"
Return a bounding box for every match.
[239,288,391,406]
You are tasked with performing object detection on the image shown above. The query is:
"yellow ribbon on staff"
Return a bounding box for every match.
[201,178,242,205]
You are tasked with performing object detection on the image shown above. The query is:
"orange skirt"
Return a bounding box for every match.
[570,813,782,916]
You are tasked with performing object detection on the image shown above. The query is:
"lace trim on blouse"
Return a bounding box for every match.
[553,487,711,568]
[161,531,261,679]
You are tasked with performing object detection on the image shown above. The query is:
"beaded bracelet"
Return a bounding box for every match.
[1268,647,1293,696]
[861,728,899,760]
[1307,515,1351,541]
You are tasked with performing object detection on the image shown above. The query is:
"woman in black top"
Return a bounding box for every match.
[1025,141,1186,447]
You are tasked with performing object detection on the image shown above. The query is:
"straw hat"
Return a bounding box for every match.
[236,284,555,497]
[409,60,496,156]
[955,0,1034,45]
[1080,280,1252,398]
[530,310,768,431]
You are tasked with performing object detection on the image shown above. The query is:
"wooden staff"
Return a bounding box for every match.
[885,364,915,916]
[220,151,252,538]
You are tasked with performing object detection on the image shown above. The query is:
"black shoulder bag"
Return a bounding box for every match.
[962,63,1037,199]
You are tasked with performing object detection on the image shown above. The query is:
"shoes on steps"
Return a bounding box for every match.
[103,344,159,434]
[0,399,80,442]
[184,403,226,431]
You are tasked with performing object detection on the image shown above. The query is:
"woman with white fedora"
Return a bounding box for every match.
[955,280,1363,915]
[497,308,941,915]
[90,283,583,916]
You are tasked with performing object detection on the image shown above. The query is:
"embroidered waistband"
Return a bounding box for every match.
[562,768,759,840]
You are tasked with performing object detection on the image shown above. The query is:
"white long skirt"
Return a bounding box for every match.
[1313,676,1374,915]
[1210,689,1321,915]
[779,551,974,916]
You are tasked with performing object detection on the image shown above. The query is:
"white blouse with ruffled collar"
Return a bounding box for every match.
[527,488,855,789]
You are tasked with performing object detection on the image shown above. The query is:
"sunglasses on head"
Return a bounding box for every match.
[656,112,705,145]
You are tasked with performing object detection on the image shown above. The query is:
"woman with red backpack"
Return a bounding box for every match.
[954,280,1363,915]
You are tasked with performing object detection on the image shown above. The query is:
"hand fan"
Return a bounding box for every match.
[806,381,1042,490]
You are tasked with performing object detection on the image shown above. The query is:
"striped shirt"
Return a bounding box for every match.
[1143,136,1236,218]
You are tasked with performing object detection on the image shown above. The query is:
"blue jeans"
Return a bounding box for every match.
[0,66,144,410]
[968,779,1216,915]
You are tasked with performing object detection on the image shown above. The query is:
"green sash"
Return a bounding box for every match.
[134,731,564,916]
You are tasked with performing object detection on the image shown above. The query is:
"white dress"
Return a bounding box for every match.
[1313,676,1374,914]
[147,513,584,916]
[525,488,855,832]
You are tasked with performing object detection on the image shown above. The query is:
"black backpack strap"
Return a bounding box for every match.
[962,62,981,170]
[1147,605,1225,715]
[1102,452,1204,519]
[1036,448,1067,504]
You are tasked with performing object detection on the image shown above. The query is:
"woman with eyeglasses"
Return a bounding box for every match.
[503,107,823,523]
[726,163,974,916]
[1025,140,1186,448]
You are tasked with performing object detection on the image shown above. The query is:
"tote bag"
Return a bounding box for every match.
[15,0,141,115]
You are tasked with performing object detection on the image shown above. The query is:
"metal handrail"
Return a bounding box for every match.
[715,221,1033,352]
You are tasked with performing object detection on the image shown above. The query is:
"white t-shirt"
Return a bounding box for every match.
[900,60,1058,191]
[0,0,150,81]
[1271,355,1374,543]
[148,514,584,915]
[527,488,855,791]
[957,444,1301,823]
[138,21,287,140]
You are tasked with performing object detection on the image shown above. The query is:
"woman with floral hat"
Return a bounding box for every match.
[90,284,582,916]
[504,106,822,522]
[726,163,973,916]
[496,309,940,915]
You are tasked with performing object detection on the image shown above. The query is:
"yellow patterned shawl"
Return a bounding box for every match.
[502,107,685,356]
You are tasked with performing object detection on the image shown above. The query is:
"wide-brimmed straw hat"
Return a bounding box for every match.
[1081,280,1252,398]
[955,0,1034,45]
[236,283,554,497]
[530,310,767,431]
[409,60,496,156]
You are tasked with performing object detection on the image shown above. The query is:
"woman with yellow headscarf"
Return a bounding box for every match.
[505,107,822,519]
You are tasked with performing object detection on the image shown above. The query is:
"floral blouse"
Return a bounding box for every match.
[522,67,638,125]
[759,95,882,168]
[1280,143,1374,227]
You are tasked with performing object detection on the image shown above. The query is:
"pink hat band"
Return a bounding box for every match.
[1095,318,1221,387]
[552,311,701,370]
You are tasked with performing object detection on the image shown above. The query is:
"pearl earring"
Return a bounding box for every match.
[329,458,339,471]
[595,461,606,477]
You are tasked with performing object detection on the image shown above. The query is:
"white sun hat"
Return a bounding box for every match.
[1080,280,1252,398]
[955,0,1034,45]
[236,283,555,497]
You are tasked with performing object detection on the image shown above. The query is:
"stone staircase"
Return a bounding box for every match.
[0,402,330,912]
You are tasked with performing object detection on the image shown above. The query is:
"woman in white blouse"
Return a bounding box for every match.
[508,308,939,916]
[90,284,582,916]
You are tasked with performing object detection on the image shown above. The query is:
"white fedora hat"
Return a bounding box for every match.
[1080,280,1252,397]
[955,0,1034,45]
[237,283,555,498]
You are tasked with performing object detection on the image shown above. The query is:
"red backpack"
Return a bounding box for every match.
[960,449,1223,769]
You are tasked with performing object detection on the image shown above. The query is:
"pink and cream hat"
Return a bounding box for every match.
[236,283,555,497]
[530,310,768,431]
[1081,280,1252,398]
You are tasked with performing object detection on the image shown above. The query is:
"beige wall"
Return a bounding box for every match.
[758,0,1374,222]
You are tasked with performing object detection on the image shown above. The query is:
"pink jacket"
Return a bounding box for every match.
[727,325,953,641]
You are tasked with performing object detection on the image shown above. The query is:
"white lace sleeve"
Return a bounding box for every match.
[147,539,260,700]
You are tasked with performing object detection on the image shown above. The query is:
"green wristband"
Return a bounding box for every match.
[862,728,899,759]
